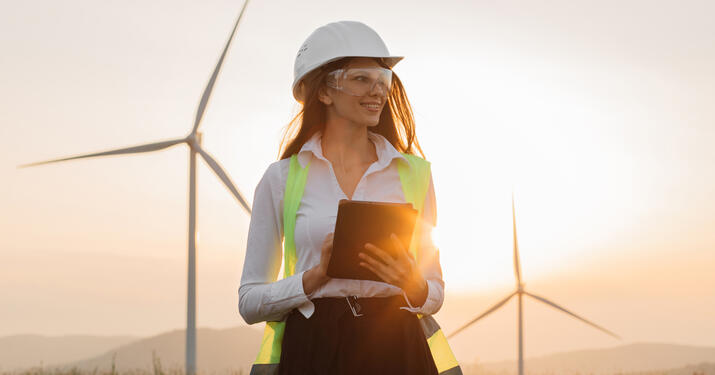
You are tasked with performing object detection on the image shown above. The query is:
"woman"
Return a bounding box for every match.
[239,21,459,375]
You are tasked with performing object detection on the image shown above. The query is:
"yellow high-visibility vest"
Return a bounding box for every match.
[250,153,462,375]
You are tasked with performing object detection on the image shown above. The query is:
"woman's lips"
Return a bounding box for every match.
[361,103,381,112]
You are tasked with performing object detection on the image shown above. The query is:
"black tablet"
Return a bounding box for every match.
[327,199,418,281]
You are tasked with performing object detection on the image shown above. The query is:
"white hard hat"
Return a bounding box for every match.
[292,20,403,102]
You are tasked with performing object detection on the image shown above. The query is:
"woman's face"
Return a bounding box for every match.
[320,57,389,129]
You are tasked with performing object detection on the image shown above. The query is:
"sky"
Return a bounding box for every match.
[1,0,714,363]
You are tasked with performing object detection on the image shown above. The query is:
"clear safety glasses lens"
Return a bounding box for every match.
[326,68,393,97]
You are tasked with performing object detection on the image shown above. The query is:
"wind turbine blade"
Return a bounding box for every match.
[191,0,251,134]
[447,290,517,339]
[17,138,186,168]
[523,291,621,339]
[512,192,523,285]
[196,146,251,214]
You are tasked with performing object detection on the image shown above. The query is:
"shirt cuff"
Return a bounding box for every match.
[297,299,315,318]
[265,270,313,318]
[295,270,315,319]
[400,279,441,315]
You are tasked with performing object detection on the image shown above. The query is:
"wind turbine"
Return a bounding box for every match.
[17,2,252,374]
[447,193,621,375]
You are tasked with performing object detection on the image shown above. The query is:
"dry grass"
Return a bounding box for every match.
[5,354,714,375]
[2,353,246,375]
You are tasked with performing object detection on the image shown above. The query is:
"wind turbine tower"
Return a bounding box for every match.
[447,194,621,375]
[17,2,252,374]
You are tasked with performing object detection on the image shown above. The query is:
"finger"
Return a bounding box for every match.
[322,233,334,251]
[362,244,410,278]
[359,252,398,281]
[390,234,417,266]
[358,251,390,272]
[360,258,399,285]
[390,233,408,255]
[359,261,391,283]
[363,243,394,265]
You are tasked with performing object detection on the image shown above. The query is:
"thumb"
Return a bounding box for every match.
[406,249,417,265]
[323,232,334,247]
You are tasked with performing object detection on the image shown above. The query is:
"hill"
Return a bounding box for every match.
[53,327,263,374]
[0,334,138,372]
[8,328,714,375]
[471,342,715,374]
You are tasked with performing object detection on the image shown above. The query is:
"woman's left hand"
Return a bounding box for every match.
[359,233,428,307]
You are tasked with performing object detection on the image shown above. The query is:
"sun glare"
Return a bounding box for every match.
[430,225,441,251]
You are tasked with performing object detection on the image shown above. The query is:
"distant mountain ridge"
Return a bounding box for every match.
[475,342,715,375]
[6,328,715,375]
[0,334,138,372]
[54,327,264,374]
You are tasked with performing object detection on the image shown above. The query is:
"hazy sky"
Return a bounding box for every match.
[2,0,714,363]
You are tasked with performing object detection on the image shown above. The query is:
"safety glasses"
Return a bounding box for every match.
[326,67,393,97]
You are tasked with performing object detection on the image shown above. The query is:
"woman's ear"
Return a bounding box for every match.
[318,86,333,106]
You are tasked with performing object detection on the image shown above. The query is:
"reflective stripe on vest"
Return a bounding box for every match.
[251,153,462,375]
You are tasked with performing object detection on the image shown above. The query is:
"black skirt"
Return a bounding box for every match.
[278,295,439,375]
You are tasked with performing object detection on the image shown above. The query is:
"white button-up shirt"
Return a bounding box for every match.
[238,131,444,324]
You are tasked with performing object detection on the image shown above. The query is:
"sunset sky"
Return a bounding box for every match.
[2,0,714,363]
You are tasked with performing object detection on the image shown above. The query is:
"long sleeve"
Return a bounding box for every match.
[401,173,445,315]
[238,161,312,324]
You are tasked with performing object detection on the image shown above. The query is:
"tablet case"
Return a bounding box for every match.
[327,199,418,281]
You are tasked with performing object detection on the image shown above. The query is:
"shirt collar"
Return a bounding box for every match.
[297,130,409,170]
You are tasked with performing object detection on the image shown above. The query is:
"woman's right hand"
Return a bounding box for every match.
[302,232,333,296]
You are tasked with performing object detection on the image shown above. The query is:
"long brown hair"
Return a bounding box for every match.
[278,57,424,160]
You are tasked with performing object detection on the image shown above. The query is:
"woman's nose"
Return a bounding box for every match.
[369,80,388,97]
